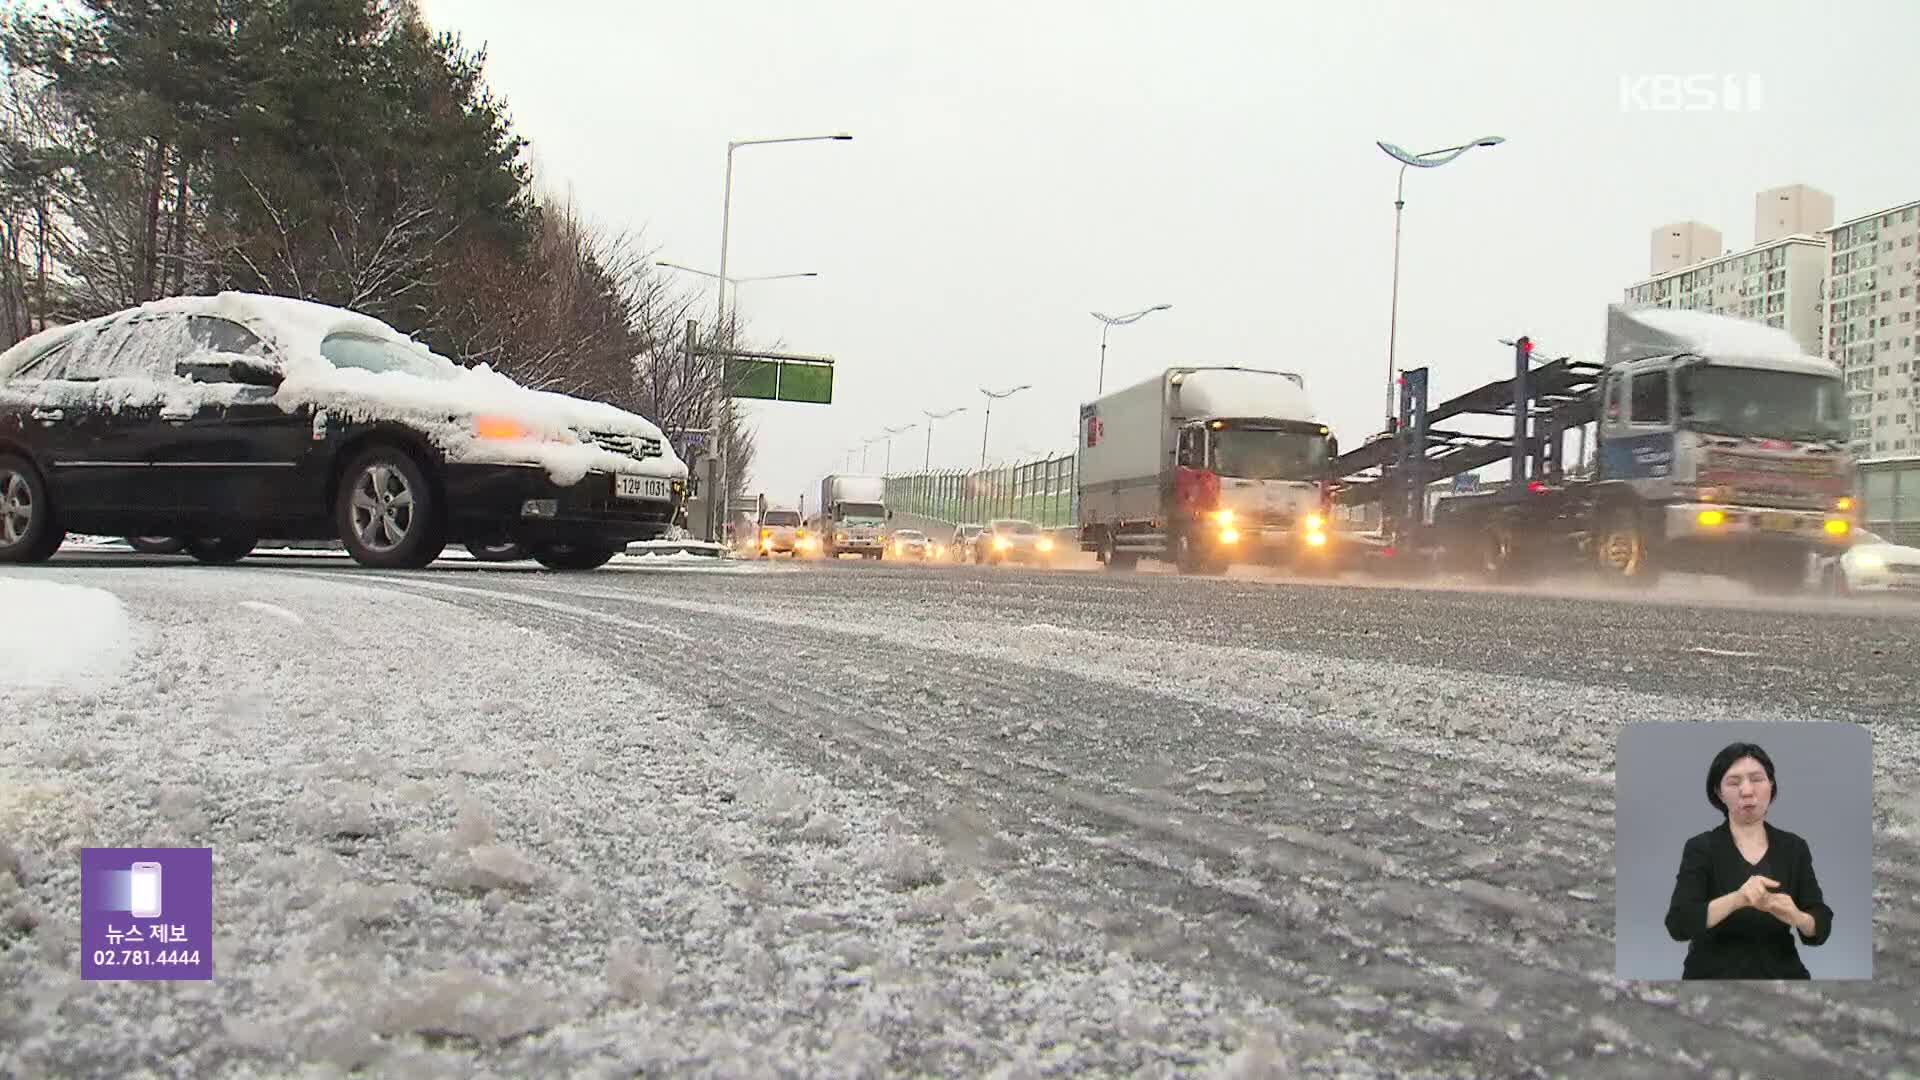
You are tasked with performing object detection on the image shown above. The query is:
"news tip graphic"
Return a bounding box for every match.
[81,847,213,981]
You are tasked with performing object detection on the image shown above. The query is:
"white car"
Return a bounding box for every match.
[1818,530,1920,595]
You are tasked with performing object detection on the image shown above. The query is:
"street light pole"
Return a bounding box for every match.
[978,384,1033,470]
[1091,305,1172,396]
[881,423,916,477]
[704,131,852,541]
[1376,135,1504,431]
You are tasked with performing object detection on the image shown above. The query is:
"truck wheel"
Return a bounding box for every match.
[1478,523,1525,582]
[1595,510,1658,587]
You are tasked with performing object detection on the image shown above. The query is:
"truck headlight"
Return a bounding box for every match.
[1824,519,1849,536]
[1697,510,1726,527]
[1212,509,1235,526]
[1305,529,1327,548]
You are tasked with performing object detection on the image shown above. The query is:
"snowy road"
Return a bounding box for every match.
[4,554,1918,1077]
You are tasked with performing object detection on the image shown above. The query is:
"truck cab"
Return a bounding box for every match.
[1590,311,1855,589]
[1172,415,1337,558]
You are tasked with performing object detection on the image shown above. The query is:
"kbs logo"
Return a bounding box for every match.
[1619,74,1764,113]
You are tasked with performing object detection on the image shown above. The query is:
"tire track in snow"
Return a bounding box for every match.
[339,572,1917,1078]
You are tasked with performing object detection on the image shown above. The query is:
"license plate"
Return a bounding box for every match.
[614,476,668,501]
[1758,513,1799,533]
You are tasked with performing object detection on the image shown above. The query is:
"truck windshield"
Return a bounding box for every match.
[1677,366,1848,443]
[839,502,885,522]
[1210,429,1329,481]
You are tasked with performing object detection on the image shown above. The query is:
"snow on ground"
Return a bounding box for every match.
[0,576,140,700]
[0,568,1316,1078]
[554,585,1920,835]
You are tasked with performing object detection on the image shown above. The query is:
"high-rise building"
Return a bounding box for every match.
[1823,198,1920,539]
[1623,234,1828,358]
[1756,184,1836,245]
[1650,222,1722,275]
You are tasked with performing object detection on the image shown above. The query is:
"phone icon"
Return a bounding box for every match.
[128,862,163,919]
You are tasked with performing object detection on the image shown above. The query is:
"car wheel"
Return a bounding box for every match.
[186,536,256,565]
[466,540,529,562]
[0,454,64,564]
[532,543,617,571]
[127,536,188,555]
[336,446,443,569]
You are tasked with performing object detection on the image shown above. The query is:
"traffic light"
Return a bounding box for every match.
[1516,336,1533,363]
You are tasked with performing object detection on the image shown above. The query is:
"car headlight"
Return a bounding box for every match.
[1854,552,1885,571]
[1305,529,1328,548]
[994,537,1010,550]
[1824,519,1849,536]
[1212,509,1235,526]
[1305,512,1324,531]
[1037,537,1054,552]
[1219,527,1240,544]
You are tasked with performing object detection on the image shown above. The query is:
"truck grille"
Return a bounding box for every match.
[1702,452,1840,480]
[589,431,664,460]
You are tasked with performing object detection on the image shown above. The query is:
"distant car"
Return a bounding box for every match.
[975,518,1055,566]
[890,528,932,561]
[950,523,984,562]
[757,508,812,557]
[1818,529,1920,595]
[0,292,687,570]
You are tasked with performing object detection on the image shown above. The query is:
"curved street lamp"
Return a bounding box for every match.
[978,384,1033,470]
[1377,135,1504,430]
[1092,305,1172,395]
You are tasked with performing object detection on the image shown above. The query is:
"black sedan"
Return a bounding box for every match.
[0,293,688,570]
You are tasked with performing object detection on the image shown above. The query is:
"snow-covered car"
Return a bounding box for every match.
[0,292,687,570]
[889,529,932,561]
[1817,529,1920,595]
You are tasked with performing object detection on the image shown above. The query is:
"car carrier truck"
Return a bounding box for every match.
[1328,304,1856,592]
[814,474,889,559]
[1076,366,1339,574]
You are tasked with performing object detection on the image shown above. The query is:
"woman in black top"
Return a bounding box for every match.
[1664,742,1833,979]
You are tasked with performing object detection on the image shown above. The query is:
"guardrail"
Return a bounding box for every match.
[884,453,1078,529]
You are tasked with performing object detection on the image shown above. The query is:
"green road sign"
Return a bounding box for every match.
[727,356,834,404]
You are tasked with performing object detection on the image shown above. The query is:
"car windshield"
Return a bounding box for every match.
[1210,428,1329,481]
[839,502,885,522]
[763,511,800,526]
[896,531,925,540]
[1677,364,1848,443]
[320,333,457,380]
[994,520,1039,535]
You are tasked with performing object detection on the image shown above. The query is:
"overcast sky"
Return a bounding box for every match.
[421,0,1920,504]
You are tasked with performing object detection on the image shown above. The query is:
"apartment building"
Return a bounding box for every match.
[1824,199,1920,541]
